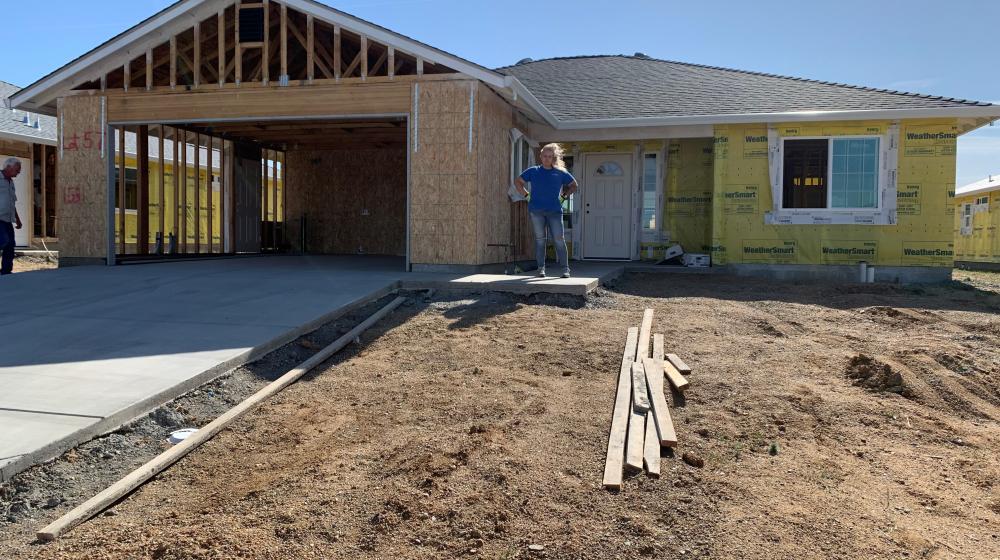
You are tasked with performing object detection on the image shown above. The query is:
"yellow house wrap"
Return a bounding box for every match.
[954,176,1000,266]
[710,119,958,268]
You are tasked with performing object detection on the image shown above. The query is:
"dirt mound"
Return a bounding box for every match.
[845,354,908,395]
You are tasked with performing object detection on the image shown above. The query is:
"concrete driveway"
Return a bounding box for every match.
[0,256,406,480]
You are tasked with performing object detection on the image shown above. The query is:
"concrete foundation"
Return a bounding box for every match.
[721,263,953,284]
[955,261,1000,272]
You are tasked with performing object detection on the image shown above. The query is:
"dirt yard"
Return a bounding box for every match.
[2,271,999,560]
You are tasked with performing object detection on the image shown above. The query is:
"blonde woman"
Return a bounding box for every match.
[514,144,577,278]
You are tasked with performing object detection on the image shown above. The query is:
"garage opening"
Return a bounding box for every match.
[110,116,408,264]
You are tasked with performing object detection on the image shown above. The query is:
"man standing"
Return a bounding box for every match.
[0,157,23,275]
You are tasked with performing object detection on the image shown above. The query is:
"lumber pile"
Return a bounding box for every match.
[603,308,693,489]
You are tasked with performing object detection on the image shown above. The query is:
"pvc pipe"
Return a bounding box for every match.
[37,295,408,541]
[859,262,868,283]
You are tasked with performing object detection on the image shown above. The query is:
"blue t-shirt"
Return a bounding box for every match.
[519,166,575,213]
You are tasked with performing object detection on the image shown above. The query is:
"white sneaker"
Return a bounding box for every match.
[562,271,571,278]
[537,270,546,278]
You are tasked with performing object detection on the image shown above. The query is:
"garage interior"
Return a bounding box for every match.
[111,116,407,262]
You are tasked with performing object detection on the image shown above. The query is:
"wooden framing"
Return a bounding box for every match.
[117,127,126,254]
[207,136,214,253]
[194,132,201,253]
[71,1,454,95]
[158,128,165,246]
[180,128,187,252]
[137,125,150,254]
[271,151,278,249]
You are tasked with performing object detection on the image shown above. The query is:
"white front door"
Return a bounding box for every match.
[582,154,632,259]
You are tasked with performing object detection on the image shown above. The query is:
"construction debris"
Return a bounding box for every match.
[603,309,695,489]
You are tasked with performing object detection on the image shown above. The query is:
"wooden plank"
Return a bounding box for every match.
[107,82,412,122]
[280,3,287,80]
[360,35,368,80]
[333,25,341,79]
[642,357,678,447]
[180,129,187,252]
[262,0,269,84]
[145,50,153,91]
[158,129,165,246]
[170,36,177,88]
[117,127,125,254]
[666,353,692,375]
[171,127,180,247]
[631,361,650,412]
[123,63,130,92]
[39,146,46,238]
[193,23,201,88]
[234,9,242,84]
[637,308,654,360]
[271,151,278,249]
[602,326,638,490]
[37,296,408,542]
[218,10,226,86]
[663,359,690,393]
[306,15,314,83]
[643,409,660,477]
[416,57,423,76]
[137,125,149,255]
[194,133,201,253]
[207,136,214,253]
[220,139,227,252]
[387,46,394,79]
[625,406,646,474]
[653,333,664,362]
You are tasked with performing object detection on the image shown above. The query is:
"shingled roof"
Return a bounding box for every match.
[0,81,56,143]
[499,55,993,122]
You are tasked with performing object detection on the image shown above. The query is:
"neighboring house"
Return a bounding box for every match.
[9,0,1000,280]
[955,175,1000,270]
[0,81,58,248]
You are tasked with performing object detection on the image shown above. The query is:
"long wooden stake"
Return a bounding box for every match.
[643,357,678,447]
[602,327,638,490]
[637,308,653,361]
[37,295,408,542]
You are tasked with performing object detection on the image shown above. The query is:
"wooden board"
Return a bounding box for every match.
[663,359,690,393]
[643,409,660,477]
[602,327,639,490]
[106,81,411,123]
[625,406,646,474]
[474,82,516,266]
[637,309,654,360]
[631,361,650,412]
[652,333,665,362]
[642,357,678,447]
[666,353,692,375]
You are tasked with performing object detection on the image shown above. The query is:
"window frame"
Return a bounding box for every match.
[766,125,898,226]
[639,150,664,242]
[779,135,883,212]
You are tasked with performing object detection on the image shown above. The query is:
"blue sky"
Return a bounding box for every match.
[11,0,999,186]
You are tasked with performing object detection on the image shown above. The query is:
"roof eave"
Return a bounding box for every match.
[0,130,57,146]
[553,106,1000,130]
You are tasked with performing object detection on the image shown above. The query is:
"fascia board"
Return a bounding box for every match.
[553,106,1000,130]
[956,180,1000,197]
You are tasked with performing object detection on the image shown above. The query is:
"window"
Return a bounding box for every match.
[509,129,535,202]
[961,203,973,236]
[113,167,138,211]
[641,153,658,232]
[782,137,880,210]
[595,161,623,176]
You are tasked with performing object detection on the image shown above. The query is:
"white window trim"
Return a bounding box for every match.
[766,124,899,225]
[508,128,537,201]
[639,147,666,243]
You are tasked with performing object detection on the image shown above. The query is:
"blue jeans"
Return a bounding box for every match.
[529,210,568,274]
[0,221,14,275]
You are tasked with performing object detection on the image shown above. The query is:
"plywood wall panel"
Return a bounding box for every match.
[57,95,108,264]
[474,83,517,265]
[285,148,406,256]
[410,79,478,266]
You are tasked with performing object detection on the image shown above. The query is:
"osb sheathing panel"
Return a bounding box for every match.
[475,83,518,264]
[410,80,478,266]
[285,149,406,256]
[57,95,107,261]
